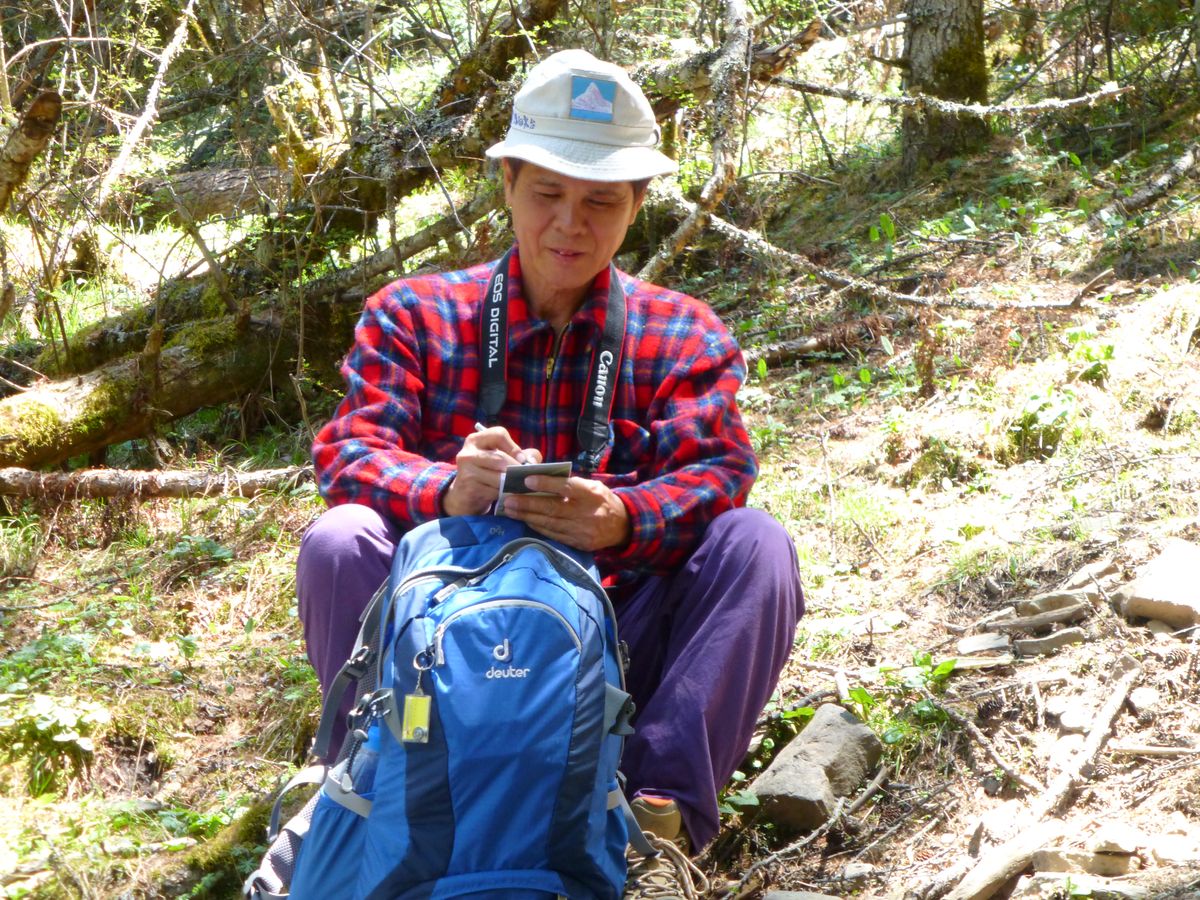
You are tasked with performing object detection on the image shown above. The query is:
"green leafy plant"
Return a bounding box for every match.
[0,690,111,795]
[0,512,47,582]
[1064,326,1115,385]
[1009,388,1077,461]
[869,212,897,263]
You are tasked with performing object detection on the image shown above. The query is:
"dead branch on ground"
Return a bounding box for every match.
[918,688,1046,794]
[1030,656,1141,819]
[0,465,311,499]
[1091,137,1200,225]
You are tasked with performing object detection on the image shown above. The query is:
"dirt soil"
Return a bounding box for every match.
[716,281,1200,899]
[2,283,1199,900]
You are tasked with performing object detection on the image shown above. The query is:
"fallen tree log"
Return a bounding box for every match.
[0,465,311,498]
[107,166,289,225]
[14,184,499,387]
[0,314,297,468]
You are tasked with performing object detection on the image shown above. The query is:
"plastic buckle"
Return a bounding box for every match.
[344,645,373,679]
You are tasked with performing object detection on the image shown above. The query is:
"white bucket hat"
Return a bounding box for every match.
[485,49,677,182]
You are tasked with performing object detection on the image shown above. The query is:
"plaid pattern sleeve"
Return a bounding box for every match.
[594,276,758,578]
[311,267,486,528]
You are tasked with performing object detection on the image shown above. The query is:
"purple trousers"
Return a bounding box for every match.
[297,504,803,849]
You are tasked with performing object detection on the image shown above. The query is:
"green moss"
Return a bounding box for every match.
[198,282,231,319]
[932,34,988,103]
[0,401,61,464]
[165,317,241,355]
[178,794,273,897]
[34,303,156,376]
[77,372,141,441]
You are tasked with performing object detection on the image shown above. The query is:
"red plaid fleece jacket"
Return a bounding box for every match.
[313,248,758,582]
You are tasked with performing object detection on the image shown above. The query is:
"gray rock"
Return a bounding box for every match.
[1031,847,1140,876]
[1044,696,1091,734]
[1016,589,1093,617]
[1059,558,1119,591]
[838,862,876,883]
[1043,694,1072,718]
[956,633,1012,656]
[754,703,883,832]
[1114,538,1200,628]
[1014,627,1086,657]
[1145,619,1177,637]
[1089,823,1147,854]
[1057,706,1092,734]
[1150,833,1200,864]
[764,893,840,900]
[967,800,1024,855]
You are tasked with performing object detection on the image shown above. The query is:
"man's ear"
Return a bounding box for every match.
[501,159,516,203]
[629,189,646,224]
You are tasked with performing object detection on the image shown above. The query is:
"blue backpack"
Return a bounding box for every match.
[245,515,645,900]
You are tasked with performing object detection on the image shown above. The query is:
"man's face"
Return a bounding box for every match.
[503,160,644,312]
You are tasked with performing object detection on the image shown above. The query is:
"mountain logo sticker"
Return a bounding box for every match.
[570,77,616,122]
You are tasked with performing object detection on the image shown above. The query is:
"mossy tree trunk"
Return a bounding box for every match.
[900,0,990,176]
[0,316,296,468]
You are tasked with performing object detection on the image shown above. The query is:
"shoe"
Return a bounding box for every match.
[624,797,710,899]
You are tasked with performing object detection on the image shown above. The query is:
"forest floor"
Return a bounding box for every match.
[3,145,1200,900]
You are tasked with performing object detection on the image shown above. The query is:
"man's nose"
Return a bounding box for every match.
[555,201,586,233]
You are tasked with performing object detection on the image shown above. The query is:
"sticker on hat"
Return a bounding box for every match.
[570,76,616,123]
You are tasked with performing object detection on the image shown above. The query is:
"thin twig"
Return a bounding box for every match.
[918,688,1045,794]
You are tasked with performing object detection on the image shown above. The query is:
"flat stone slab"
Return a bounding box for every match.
[1016,589,1094,616]
[1031,847,1140,876]
[1014,627,1086,657]
[1059,558,1119,591]
[956,633,1012,656]
[1114,538,1200,628]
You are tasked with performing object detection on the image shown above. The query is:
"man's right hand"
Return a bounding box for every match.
[442,425,542,516]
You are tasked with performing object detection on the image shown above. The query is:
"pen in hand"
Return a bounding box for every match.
[475,422,536,464]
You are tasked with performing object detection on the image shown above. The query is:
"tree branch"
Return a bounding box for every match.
[0,92,62,216]
[771,78,1130,119]
[639,0,751,283]
[0,465,312,499]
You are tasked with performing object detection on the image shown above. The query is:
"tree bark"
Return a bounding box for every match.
[0,91,62,215]
[900,0,990,176]
[109,167,289,225]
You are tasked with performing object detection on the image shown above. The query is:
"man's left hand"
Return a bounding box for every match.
[502,475,631,552]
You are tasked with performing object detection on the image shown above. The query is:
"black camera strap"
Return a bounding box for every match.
[479,246,626,473]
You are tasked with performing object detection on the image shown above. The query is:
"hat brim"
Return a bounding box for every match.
[486,133,677,182]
